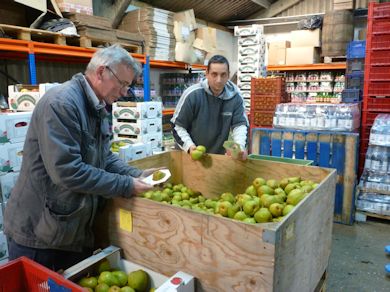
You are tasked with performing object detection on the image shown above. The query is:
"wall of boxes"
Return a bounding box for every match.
[234,24,267,110]
[0,111,32,263]
[112,101,163,161]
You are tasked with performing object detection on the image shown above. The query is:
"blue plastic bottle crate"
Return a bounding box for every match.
[342,89,362,103]
[347,58,365,74]
[346,72,364,90]
[347,41,366,59]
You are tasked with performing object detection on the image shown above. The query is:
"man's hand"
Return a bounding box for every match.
[226,149,248,161]
[132,177,154,196]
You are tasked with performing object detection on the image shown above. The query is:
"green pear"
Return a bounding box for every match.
[274,188,286,196]
[279,178,289,189]
[78,276,98,289]
[98,271,116,287]
[253,177,266,188]
[274,193,287,204]
[196,145,206,153]
[266,179,279,189]
[245,185,257,197]
[254,208,272,223]
[288,176,301,183]
[172,194,182,201]
[220,192,235,204]
[120,287,135,292]
[150,191,163,202]
[143,191,153,200]
[243,200,260,216]
[180,186,188,193]
[272,217,284,223]
[191,149,204,160]
[282,204,295,216]
[312,183,319,189]
[205,199,217,209]
[287,189,306,206]
[109,286,121,292]
[161,192,170,202]
[189,197,199,204]
[236,194,252,207]
[301,184,313,193]
[95,283,110,292]
[243,217,256,224]
[284,183,299,195]
[128,270,149,292]
[112,270,128,287]
[181,192,190,200]
[257,185,274,196]
[269,203,283,217]
[260,194,278,208]
[227,204,241,218]
[233,211,248,221]
[215,201,232,217]
[163,182,173,189]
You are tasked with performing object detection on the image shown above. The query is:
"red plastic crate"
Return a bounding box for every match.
[366,82,390,96]
[372,18,390,33]
[368,49,390,65]
[250,94,290,111]
[367,65,390,81]
[363,95,390,111]
[370,34,390,50]
[361,111,382,125]
[249,110,274,127]
[372,3,390,18]
[0,257,83,292]
[251,77,286,96]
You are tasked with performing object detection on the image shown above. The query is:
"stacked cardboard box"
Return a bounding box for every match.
[234,24,266,110]
[286,29,321,65]
[112,101,163,154]
[119,8,175,61]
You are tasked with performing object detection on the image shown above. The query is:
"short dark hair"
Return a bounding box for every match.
[207,55,229,72]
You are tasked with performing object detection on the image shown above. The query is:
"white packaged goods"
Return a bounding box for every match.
[356,191,390,216]
[113,102,162,120]
[0,112,32,143]
[234,24,263,36]
[8,83,59,111]
[238,44,266,56]
[369,114,390,146]
[63,246,195,291]
[114,132,163,151]
[238,34,265,46]
[237,81,251,91]
[0,232,8,261]
[113,118,162,136]
[273,103,360,131]
[119,142,153,162]
[0,172,19,202]
[0,142,24,172]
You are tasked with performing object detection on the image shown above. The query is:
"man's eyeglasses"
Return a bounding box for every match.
[105,66,131,90]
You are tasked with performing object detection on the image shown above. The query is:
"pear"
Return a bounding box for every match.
[266,179,279,189]
[236,194,252,207]
[109,286,121,292]
[253,177,266,188]
[128,270,149,292]
[233,211,247,221]
[257,185,274,196]
[243,217,256,224]
[287,189,306,206]
[219,192,235,204]
[269,203,283,217]
[284,183,299,195]
[279,178,289,189]
[227,204,241,218]
[288,176,301,183]
[196,145,206,153]
[274,193,287,204]
[245,185,257,197]
[254,208,272,223]
[243,200,260,216]
[120,287,135,292]
[191,149,204,160]
[112,270,128,287]
[205,199,217,209]
[150,191,163,202]
[181,192,190,200]
[301,184,313,193]
[78,276,98,289]
[95,283,110,292]
[152,170,165,181]
[98,271,116,287]
[282,204,295,216]
[215,201,232,217]
[260,194,277,208]
[272,217,284,223]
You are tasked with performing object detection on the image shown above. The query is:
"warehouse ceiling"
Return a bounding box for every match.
[136,0,278,24]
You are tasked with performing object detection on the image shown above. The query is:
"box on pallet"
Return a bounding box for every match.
[113,118,162,136]
[119,142,153,162]
[95,151,336,291]
[114,133,162,151]
[290,29,321,47]
[0,232,8,261]
[56,0,93,15]
[286,47,320,65]
[113,102,162,120]
[0,172,19,203]
[63,246,195,292]
[8,83,59,112]
[0,143,24,173]
[0,112,31,143]
[268,41,291,65]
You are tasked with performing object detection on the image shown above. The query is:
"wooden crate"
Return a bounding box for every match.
[251,128,359,225]
[96,151,336,292]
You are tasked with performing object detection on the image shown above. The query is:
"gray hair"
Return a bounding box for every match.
[86,44,142,78]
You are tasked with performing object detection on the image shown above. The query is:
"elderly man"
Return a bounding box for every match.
[4,45,155,270]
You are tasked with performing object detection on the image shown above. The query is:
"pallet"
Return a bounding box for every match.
[355,211,390,222]
[251,128,359,225]
[323,56,347,63]
[0,24,67,45]
[95,151,336,292]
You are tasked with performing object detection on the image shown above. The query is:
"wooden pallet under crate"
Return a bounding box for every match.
[95,151,336,292]
[251,128,359,225]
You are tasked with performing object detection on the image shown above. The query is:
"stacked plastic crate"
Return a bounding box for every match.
[357,114,390,217]
[0,112,31,264]
[250,77,289,129]
[342,41,366,103]
[112,102,163,157]
[359,2,390,175]
[234,24,266,110]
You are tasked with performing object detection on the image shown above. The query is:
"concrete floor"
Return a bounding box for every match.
[328,219,390,291]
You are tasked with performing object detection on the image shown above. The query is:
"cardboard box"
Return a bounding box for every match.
[173,9,196,42]
[63,246,195,291]
[0,172,19,202]
[0,232,8,261]
[0,142,24,173]
[238,34,266,47]
[290,29,321,47]
[56,0,93,15]
[0,112,32,143]
[113,118,162,136]
[286,47,321,65]
[119,142,153,162]
[112,102,162,120]
[113,132,163,150]
[0,1,27,26]
[268,41,291,65]
[15,0,46,12]
[333,0,354,10]
[234,24,264,36]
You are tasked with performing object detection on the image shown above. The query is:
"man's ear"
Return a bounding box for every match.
[96,66,105,81]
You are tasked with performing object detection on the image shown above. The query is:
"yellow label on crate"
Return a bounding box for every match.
[119,209,133,232]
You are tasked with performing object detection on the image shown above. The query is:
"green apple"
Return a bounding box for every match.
[98,271,116,287]
[97,259,111,274]
[112,270,128,287]
[196,145,206,153]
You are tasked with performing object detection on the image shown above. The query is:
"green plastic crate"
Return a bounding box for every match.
[248,154,313,166]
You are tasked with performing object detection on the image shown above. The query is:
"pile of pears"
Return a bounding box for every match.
[77,259,153,292]
[110,141,127,153]
[142,176,318,224]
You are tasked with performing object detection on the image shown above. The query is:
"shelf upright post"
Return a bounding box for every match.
[28,43,37,85]
[143,55,150,101]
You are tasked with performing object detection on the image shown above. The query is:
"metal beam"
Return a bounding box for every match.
[250,0,271,9]
[248,0,301,19]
